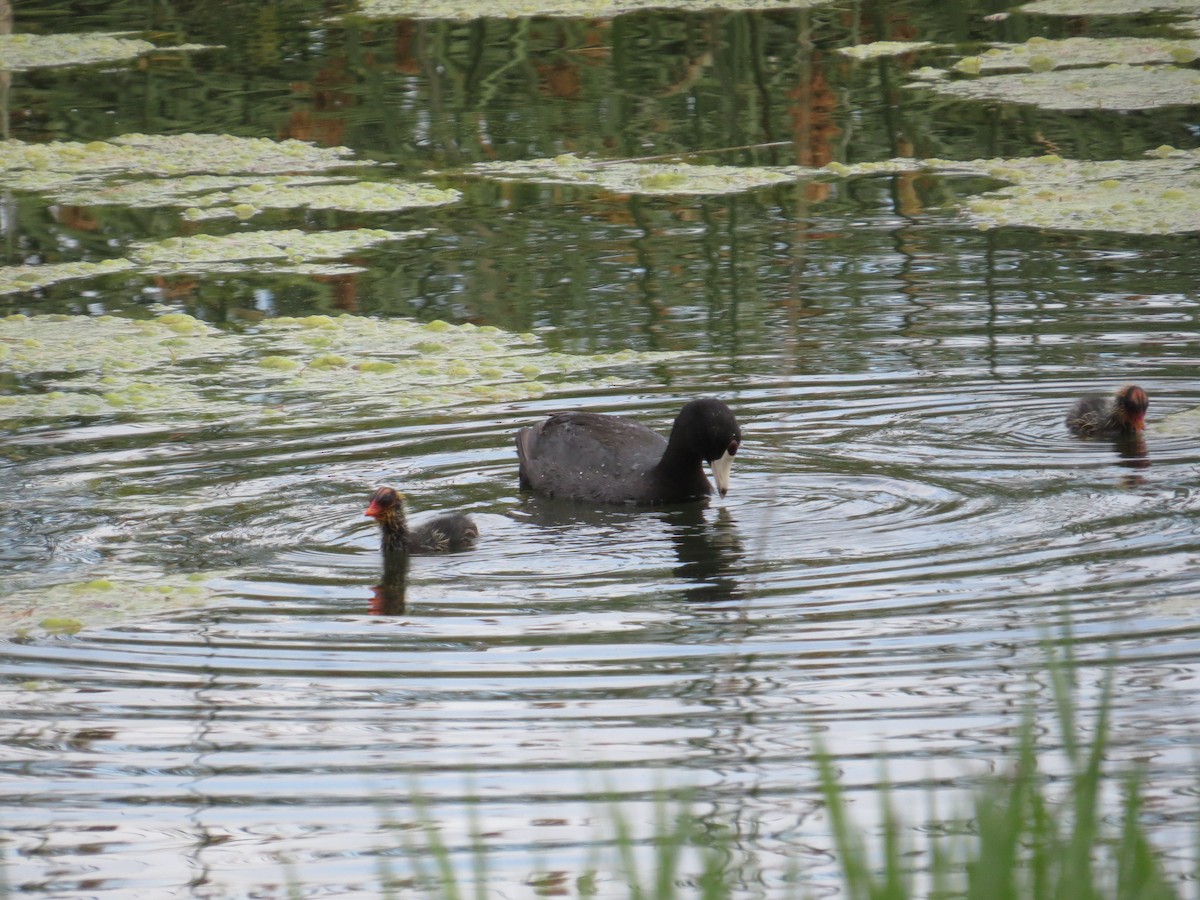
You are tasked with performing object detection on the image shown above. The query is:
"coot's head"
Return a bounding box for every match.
[1115,385,1149,432]
[365,486,405,520]
[673,399,741,497]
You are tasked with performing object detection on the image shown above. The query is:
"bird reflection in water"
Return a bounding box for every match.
[1114,434,1150,486]
[665,505,746,604]
[370,549,409,616]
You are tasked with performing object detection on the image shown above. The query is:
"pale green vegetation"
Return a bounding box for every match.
[0,132,452,223]
[836,40,935,60]
[0,259,136,296]
[47,174,460,221]
[374,650,1183,899]
[826,149,1200,235]
[0,311,686,423]
[0,133,369,189]
[916,64,1200,110]
[1020,0,1200,14]
[343,0,835,21]
[129,227,427,274]
[0,133,458,290]
[3,574,221,640]
[0,32,213,72]
[473,153,814,195]
[942,147,1200,235]
[954,36,1200,73]
[0,229,423,291]
[472,149,1200,235]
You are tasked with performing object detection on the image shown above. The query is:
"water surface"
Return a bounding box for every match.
[3,1,1200,896]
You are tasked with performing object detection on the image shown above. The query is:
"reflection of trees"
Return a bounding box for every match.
[4,1,1198,347]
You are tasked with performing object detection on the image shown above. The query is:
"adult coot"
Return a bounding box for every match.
[364,487,479,553]
[516,398,741,505]
[1066,385,1149,437]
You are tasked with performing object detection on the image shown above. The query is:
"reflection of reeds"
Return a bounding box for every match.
[344,640,1184,899]
[280,643,1180,900]
[816,645,1180,900]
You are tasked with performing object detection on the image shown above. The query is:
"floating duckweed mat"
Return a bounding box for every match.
[49,174,459,221]
[0,228,425,292]
[3,573,223,638]
[0,32,211,72]
[0,312,686,422]
[129,227,426,274]
[954,36,1200,72]
[836,41,935,60]
[473,154,813,195]
[345,0,834,19]
[0,133,453,223]
[0,134,372,196]
[0,259,136,296]
[1019,0,1200,13]
[936,148,1200,234]
[915,64,1200,110]
[820,149,1200,235]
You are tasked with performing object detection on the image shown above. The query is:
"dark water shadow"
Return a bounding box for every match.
[1114,435,1149,471]
[369,549,409,615]
[515,494,748,604]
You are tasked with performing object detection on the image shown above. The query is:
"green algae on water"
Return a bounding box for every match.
[473,153,813,195]
[915,64,1200,110]
[0,312,690,423]
[0,133,373,196]
[936,148,1200,234]
[836,41,935,60]
[0,32,214,72]
[1,573,226,636]
[0,258,135,295]
[130,228,425,274]
[952,36,1200,72]
[1019,0,1200,14]
[343,0,835,20]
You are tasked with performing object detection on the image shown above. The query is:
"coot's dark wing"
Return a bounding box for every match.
[516,411,667,503]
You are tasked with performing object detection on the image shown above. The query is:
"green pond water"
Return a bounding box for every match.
[3,0,1200,896]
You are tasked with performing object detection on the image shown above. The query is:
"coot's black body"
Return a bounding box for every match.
[515,398,741,505]
[364,487,478,553]
[1066,385,1149,438]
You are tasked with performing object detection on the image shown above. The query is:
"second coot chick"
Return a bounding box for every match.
[516,398,741,505]
[1066,384,1149,437]
[364,486,478,553]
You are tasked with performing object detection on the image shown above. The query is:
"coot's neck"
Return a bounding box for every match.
[652,432,710,498]
[376,507,410,552]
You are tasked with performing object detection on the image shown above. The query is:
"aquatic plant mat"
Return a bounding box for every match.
[0,311,682,422]
[0,32,214,72]
[342,0,837,21]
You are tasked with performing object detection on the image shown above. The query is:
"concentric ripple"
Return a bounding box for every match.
[5,362,1200,896]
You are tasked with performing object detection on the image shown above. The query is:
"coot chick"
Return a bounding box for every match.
[364,487,478,553]
[1066,385,1149,437]
[516,398,741,505]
